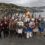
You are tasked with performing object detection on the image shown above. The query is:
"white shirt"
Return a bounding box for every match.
[17,21,24,26]
[17,29,23,34]
[25,17,30,22]
[12,16,14,19]
[29,21,33,27]
[29,21,35,28]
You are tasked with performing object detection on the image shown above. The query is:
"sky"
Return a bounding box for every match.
[0,0,45,7]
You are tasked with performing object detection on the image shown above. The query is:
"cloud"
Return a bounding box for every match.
[30,0,45,7]
[0,0,45,7]
[0,0,38,4]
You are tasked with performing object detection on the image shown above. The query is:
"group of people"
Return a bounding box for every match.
[0,9,45,39]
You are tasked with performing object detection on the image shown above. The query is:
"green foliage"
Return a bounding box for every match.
[0,3,20,9]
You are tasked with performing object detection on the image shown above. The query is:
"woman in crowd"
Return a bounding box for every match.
[16,18,24,38]
[33,18,39,37]
[22,9,33,39]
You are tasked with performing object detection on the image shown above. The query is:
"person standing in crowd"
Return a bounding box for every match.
[16,18,24,38]
[0,20,3,38]
[9,19,14,37]
[38,18,45,37]
[24,19,34,39]
[22,9,33,39]
[33,18,39,37]
[22,9,32,23]
[43,18,45,37]
[14,11,19,20]
[3,16,9,38]
[28,18,35,38]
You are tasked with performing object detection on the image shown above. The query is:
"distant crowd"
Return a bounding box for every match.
[0,9,45,39]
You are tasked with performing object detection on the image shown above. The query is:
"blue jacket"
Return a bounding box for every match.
[39,20,45,32]
[24,27,32,32]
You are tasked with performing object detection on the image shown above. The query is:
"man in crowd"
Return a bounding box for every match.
[39,18,45,37]
[3,16,9,38]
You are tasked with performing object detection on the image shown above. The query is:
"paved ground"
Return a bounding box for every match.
[0,31,45,45]
[0,36,45,45]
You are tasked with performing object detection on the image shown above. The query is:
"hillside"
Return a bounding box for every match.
[0,3,44,17]
[0,3,24,9]
[0,3,25,16]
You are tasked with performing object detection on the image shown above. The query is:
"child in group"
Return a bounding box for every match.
[26,26,33,38]
[16,18,24,38]
[24,20,33,39]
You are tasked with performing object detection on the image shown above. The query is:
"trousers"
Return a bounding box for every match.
[26,32,32,38]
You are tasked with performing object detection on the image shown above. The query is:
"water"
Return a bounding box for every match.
[33,9,45,18]
[33,12,45,18]
[19,11,45,18]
